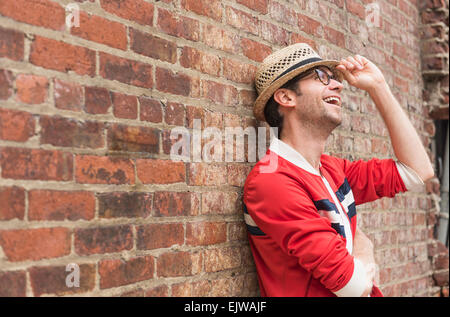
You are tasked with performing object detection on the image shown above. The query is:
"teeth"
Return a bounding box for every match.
[323,97,339,104]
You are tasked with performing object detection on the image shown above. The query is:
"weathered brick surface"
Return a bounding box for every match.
[0,0,447,297]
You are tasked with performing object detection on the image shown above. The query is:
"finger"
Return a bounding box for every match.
[356,54,370,66]
[341,58,355,71]
[341,59,355,70]
[336,64,356,84]
[347,56,363,70]
[355,54,366,66]
[354,55,365,67]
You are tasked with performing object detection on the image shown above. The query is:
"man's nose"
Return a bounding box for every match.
[329,78,343,92]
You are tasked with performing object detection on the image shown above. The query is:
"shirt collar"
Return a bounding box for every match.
[269,137,321,176]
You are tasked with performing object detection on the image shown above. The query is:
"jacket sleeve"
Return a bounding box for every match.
[340,157,409,205]
[244,172,368,296]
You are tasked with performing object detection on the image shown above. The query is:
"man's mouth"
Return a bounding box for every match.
[323,96,341,106]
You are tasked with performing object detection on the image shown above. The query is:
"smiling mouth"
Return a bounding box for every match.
[323,96,341,106]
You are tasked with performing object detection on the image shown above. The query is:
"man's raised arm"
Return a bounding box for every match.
[336,55,434,182]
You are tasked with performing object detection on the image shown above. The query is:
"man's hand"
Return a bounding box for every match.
[353,226,379,296]
[336,55,385,93]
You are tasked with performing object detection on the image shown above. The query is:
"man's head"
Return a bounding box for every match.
[253,43,344,137]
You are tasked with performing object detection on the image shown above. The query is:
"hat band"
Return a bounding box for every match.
[272,57,322,83]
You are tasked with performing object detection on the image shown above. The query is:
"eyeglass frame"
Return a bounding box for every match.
[302,67,342,86]
[276,66,342,96]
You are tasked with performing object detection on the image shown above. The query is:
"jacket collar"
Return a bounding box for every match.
[269,137,321,176]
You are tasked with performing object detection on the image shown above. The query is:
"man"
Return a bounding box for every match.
[243,43,434,297]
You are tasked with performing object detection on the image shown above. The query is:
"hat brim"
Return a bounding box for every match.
[253,60,343,122]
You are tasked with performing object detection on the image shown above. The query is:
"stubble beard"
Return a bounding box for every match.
[298,97,342,138]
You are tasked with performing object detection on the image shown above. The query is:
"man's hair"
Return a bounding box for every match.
[263,68,317,138]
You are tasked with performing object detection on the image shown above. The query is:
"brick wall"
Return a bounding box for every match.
[420,0,449,297]
[0,0,448,297]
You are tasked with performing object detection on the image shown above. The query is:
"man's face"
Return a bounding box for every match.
[293,67,344,131]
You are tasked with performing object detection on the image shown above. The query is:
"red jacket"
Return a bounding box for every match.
[243,138,420,297]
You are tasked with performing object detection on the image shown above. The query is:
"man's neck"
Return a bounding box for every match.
[280,123,331,171]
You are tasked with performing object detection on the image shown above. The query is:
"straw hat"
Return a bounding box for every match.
[253,43,343,122]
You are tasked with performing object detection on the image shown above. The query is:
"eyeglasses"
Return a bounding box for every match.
[313,68,342,85]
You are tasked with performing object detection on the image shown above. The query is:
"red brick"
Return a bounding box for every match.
[203,24,240,54]
[228,221,247,242]
[225,6,259,36]
[29,190,95,221]
[144,285,169,297]
[202,80,239,106]
[260,20,290,46]
[0,26,24,61]
[139,97,163,123]
[161,129,184,156]
[394,76,409,93]
[227,164,252,187]
[236,0,268,14]
[204,247,241,272]
[268,1,298,26]
[164,102,185,125]
[99,255,154,289]
[188,163,228,186]
[97,192,152,218]
[222,58,257,84]
[186,221,227,246]
[107,123,160,153]
[0,0,65,31]
[84,86,112,114]
[100,0,154,26]
[15,74,48,104]
[136,159,185,184]
[54,79,83,111]
[156,67,199,97]
[157,8,202,42]
[0,147,73,181]
[0,186,25,220]
[130,28,177,63]
[394,42,411,62]
[75,155,135,184]
[434,253,449,270]
[0,69,14,100]
[40,115,104,148]
[153,191,199,216]
[0,271,26,296]
[99,52,153,88]
[181,0,222,21]
[433,271,449,287]
[74,225,133,255]
[201,191,239,215]
[297,14,323,37]
[29,264,95,296]
[186,105,204,128]
[240,38,272,62]
[180,47,221,76]
[121,289,145,297]
[71,11,127,50]
[30,37,96,77]
[421,8,447,24]
[156,251,201,277]
[0,108,35,142]
[346,0,366,19]
[111,92,138,119]
[0,228,71,262]
[136,223,184,250]
[324,26,345,47]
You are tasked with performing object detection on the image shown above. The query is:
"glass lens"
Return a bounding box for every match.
[315,68,342,85]
[315,69,330,85]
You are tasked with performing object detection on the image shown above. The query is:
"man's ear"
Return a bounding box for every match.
[273,88,297,109]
